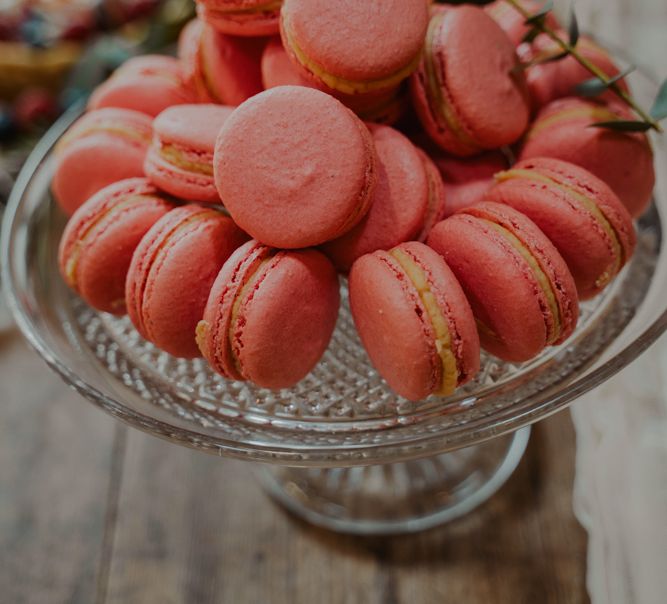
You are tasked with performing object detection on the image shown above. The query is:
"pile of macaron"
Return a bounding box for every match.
[54,0,652,402]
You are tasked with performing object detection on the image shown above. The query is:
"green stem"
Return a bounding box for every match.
[504,0,663,132]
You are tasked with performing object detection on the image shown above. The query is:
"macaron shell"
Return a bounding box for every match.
[53,133,150,216]
[485,0,560,46]
[88,74,194,117]
[486,157,636,299]
[109,55,185,78]
[523,35,629,109]
[415,148,447,239]
[401,241,480,386]
[411,6,530,156]
[231,248,340,389]
[520,98,655,217]
[441,7,529,144]
[144,104,233,203]
[71,204,173,314]
[87,55,193,117]
[261,35,312,89]
[178,18,207,98]
[126,206,248,358]
[214,86,377,248]
[197,0,281,36]
[58,178,174,314]
[200,22,265,105]
[198,240,340,389]
[198,241,269,381]
[144,152,220,203]
[349,242,479,401]
[431,149,509,217]
[52,108,152,215]
[464,202,579,346]
[428,203,578,362]
[280,0,428,88]
[320,124,429,271]
[349,251,442,401]
[155,104,233,150]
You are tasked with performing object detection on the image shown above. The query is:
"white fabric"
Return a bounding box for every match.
[567,1,667,603]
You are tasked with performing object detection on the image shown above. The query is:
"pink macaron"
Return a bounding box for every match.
[520,98,655,217]
[52,108,152,216]
[520,35,629,110]
[260,35,409,125]
[144,104,233,204]
[87,55,194,117]
[178,18,264,106]
[58,178,175,315]
[411,5,531,157]
[195,0,282,37]
[280,0,428,97]
[214,86,378,249]
[486,157,636,299]
[349,241,480,402]
[261,35,312,89]
[485,0,560,46]
[431,149,510,217]
[321,124,445,272]
[125,204,249,358]
[428,202,579,363]
[197,239,340,389]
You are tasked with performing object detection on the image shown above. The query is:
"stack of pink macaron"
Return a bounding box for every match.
[54,1,650,401]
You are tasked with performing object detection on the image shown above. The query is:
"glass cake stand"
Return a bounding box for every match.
[3,71,667,536]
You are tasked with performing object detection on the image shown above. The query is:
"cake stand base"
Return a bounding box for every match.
[257,427,531,535]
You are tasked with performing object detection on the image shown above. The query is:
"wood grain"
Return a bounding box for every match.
[0,331,121,604]
[0,325,587,604]
[101,414,587,604]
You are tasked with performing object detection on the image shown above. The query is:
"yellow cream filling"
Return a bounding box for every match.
[390,248,459,396]
[527,106,620,139]
[159,143,213,176]
[496,169,623,288]
[483,219,561,344]
[282,13,421,95]
[57,121,150,153]
[65,194,153,287]
[423,12,481,154]
[228,257,272,374]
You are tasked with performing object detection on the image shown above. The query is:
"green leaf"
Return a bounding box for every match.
[650,79,667,121]
[575,66,636,97]
[568,5,580,47]
[589,120,652,132]
[525,0,554,25]
[521,26,541,44]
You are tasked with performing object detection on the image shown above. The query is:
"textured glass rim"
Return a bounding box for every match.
[3,79,667,466]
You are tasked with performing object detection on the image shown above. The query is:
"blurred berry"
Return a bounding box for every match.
[14,89,59,130]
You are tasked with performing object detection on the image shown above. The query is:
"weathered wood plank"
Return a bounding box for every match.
[0,330,120,604]
[104,412,586,604]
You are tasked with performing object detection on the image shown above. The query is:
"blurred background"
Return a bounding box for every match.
[0,1,666,603]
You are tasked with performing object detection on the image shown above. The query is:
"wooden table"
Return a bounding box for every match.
[0,329,588,604]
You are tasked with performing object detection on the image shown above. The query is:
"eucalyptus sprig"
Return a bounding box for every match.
[506,0,666,133]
